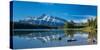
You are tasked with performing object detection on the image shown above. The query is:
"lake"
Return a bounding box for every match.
[11,29,97,49]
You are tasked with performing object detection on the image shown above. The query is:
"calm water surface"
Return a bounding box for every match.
[12,30,97,49]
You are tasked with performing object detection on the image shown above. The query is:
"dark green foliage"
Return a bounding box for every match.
[87,17,97,29]
[11,22,58,29]
[64,20,85,28]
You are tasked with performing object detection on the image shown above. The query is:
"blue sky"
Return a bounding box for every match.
[12,1,97,23]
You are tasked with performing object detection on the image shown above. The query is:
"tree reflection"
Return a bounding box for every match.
[64,30,77,42]
[87,30,97,44]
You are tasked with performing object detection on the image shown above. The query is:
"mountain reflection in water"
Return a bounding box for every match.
[12,29,97,49]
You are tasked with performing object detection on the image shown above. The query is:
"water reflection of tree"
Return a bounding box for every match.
[87,30,97,44]
[64,30,76,39]
[13,31,33,36]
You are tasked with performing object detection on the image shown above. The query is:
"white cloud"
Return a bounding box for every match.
[73,20,87,23]
[67,15,96,23]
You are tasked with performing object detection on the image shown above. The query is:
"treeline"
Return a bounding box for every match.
[64,17,97,29]
[86,17,97,28]
[64,20,85,29]
[11,22,58,29]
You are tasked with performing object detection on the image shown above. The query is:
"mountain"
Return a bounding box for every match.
[12,14,67,29]
[19,14,66,27]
